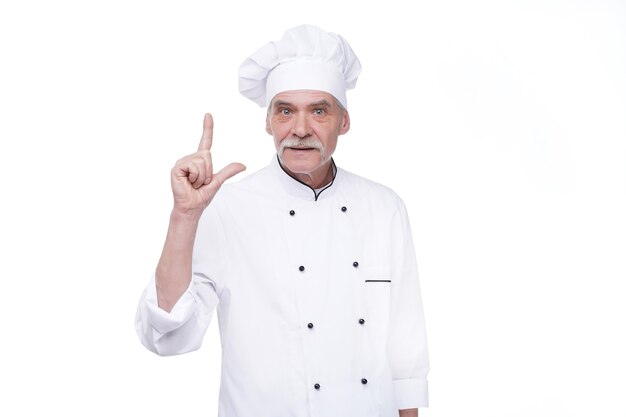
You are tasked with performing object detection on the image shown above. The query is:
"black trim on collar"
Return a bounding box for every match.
[276,155,337,201]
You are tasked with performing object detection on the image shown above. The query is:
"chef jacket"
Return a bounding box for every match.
[135,156,429,417]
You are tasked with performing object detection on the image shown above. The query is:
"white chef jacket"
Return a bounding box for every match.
[135,156,429,417]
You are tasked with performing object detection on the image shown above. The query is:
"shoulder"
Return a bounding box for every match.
[337,166,405,208]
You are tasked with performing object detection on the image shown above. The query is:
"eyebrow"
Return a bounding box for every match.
[272,100,292,109]
[308,100,332,108]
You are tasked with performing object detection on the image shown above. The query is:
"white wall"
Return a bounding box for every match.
[0,0,624,416]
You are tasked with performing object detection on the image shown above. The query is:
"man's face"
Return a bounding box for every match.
[266,90,350,178]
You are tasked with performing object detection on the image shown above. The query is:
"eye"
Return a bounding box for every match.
[279,108,291,116]
[313,108,325,115]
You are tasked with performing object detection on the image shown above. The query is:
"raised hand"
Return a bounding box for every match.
[171,113,246,215]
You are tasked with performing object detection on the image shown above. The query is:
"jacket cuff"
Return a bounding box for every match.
[145,276,197,334]
[394,378,429,409]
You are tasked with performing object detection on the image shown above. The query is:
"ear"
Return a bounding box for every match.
[338,110,351,135]
[265,112,272,135]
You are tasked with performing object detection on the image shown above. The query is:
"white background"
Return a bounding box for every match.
[1,0,625,416]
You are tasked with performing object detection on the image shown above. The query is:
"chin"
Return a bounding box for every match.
[282,159,320,175]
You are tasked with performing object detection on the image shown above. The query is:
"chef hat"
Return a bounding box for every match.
[238,24,362,109]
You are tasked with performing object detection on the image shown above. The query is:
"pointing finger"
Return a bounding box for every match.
[198,113,213,151]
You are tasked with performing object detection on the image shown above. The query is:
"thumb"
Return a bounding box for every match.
[213,162,247,186]
[199,163,246,204]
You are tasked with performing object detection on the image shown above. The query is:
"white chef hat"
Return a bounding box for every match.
[238,24,362,109]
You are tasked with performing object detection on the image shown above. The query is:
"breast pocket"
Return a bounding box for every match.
[363,273,392,343]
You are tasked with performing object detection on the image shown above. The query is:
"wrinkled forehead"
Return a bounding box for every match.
[268,90,344,111]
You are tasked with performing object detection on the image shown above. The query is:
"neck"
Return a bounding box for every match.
[278,158,335,189]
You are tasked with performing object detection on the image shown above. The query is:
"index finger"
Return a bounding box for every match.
[198,113,213,151]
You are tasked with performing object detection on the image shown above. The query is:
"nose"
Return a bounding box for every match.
[291,112,311,139]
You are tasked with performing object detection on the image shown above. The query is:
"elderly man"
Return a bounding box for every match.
[135,25,429,417]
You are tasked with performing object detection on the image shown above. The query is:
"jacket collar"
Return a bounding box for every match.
[271,154,339,201]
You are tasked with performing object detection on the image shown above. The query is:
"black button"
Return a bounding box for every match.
[299,265,305,272]
[307,323,314,329]
[353,261,359,268]
[341,206,347,212]
[314,383,321,390]
[359,318,365,325]
[289,210,295,216]
[361,378,368,384]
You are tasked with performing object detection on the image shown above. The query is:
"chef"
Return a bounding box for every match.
[135,24,429,417]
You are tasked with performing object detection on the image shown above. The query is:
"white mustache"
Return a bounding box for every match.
[278,137,326,160]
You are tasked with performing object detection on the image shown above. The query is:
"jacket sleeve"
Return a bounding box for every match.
[387,198,430,409]
[135,205,228,356]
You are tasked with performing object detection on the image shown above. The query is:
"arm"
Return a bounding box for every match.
[387,199,430,408]
[157,113,245,312]
[399,409,418,417]
[135,114,245,355]
[155,210,201,312]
